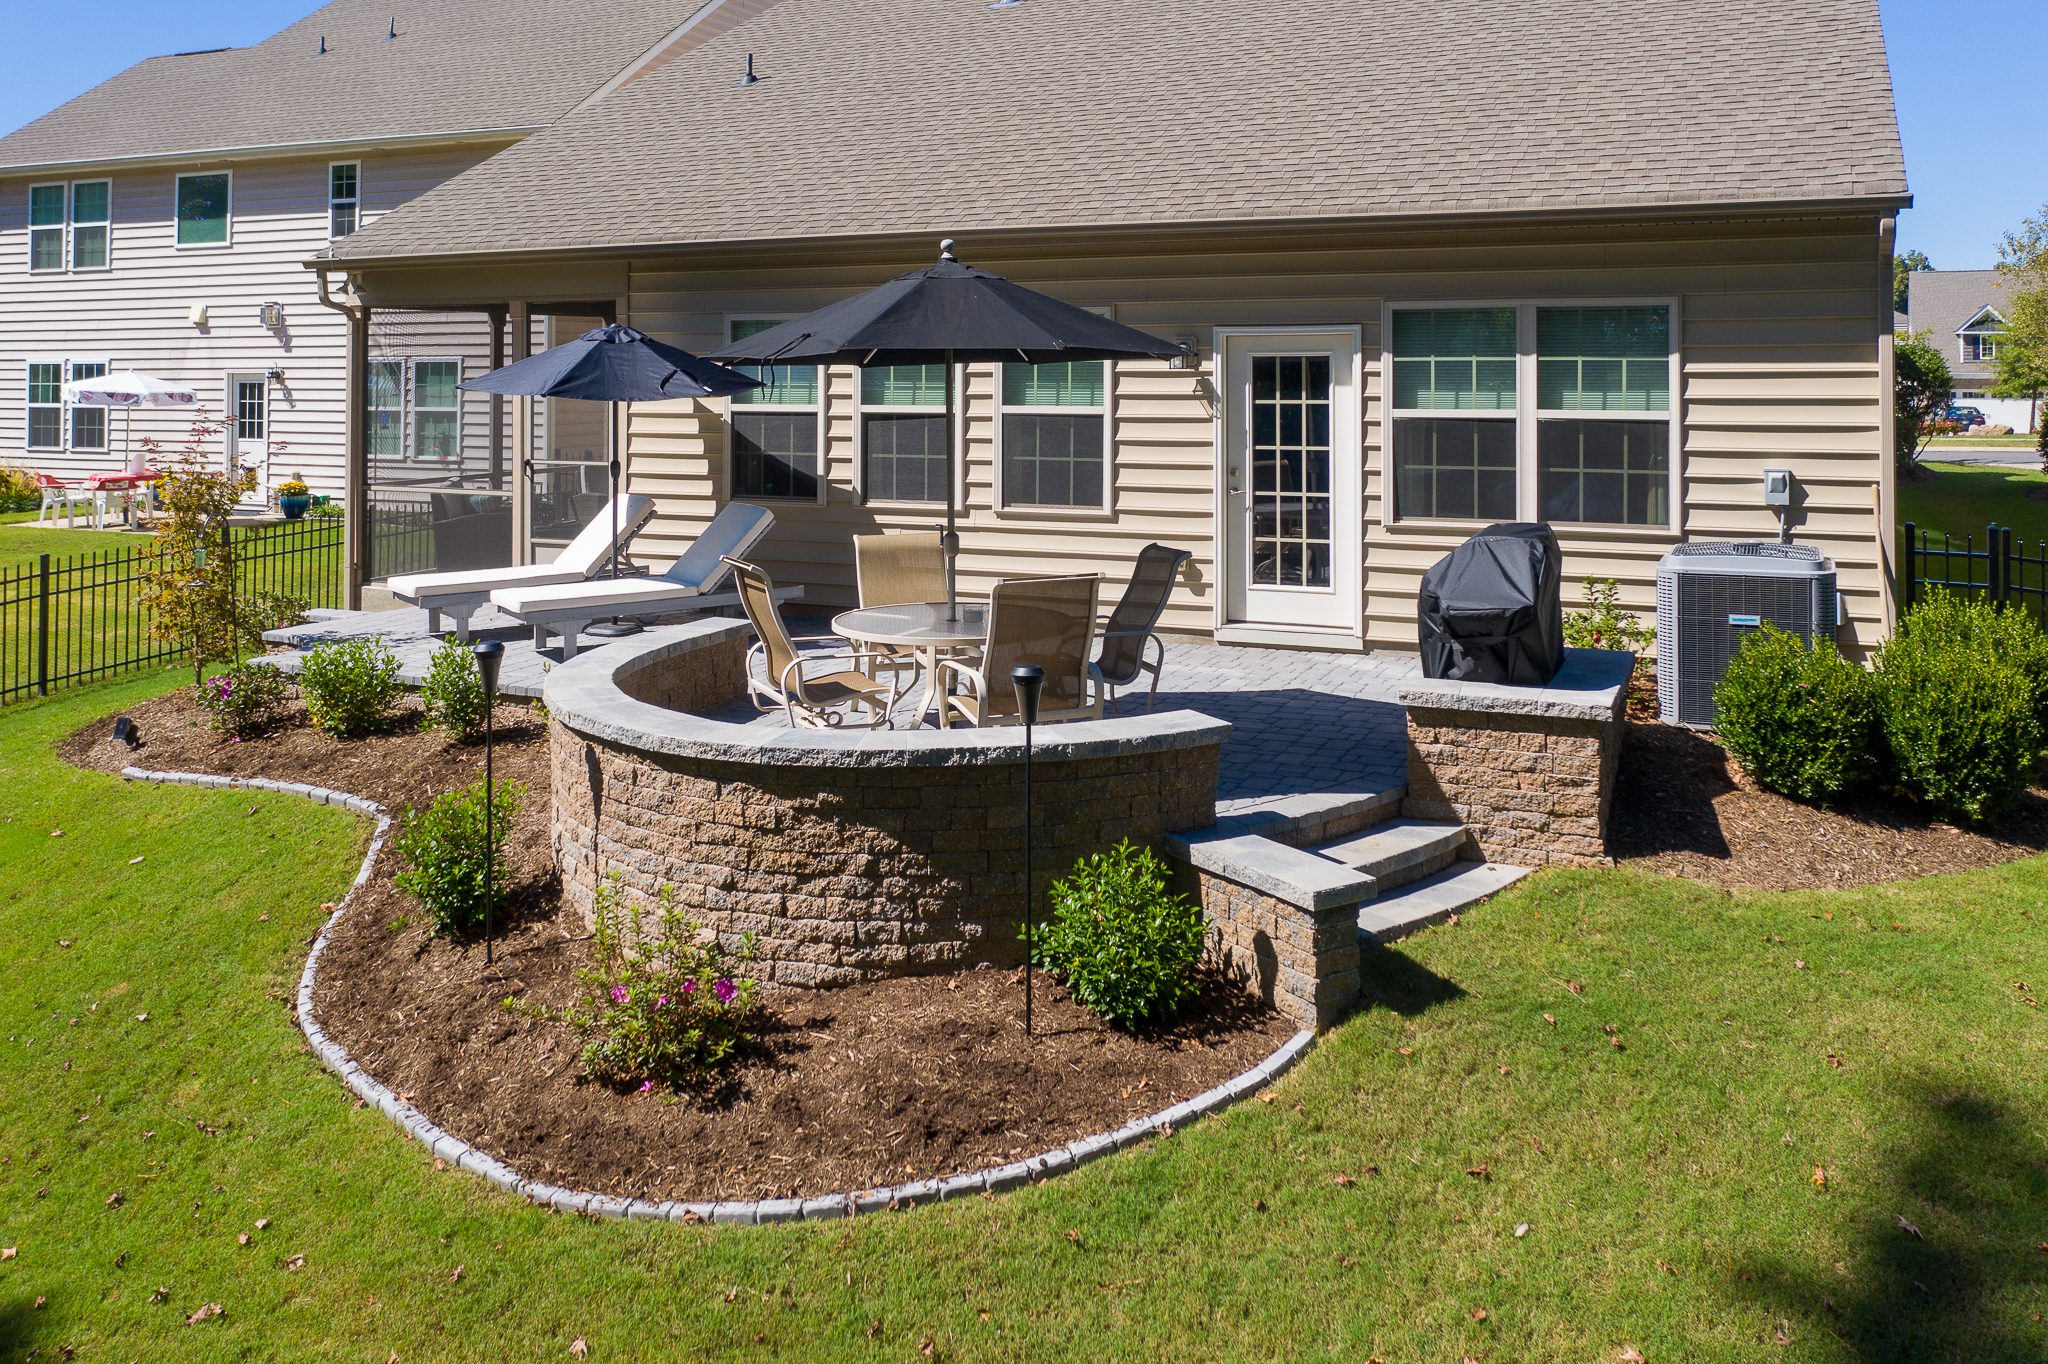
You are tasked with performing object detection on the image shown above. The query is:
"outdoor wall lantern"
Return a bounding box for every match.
[1011,663,1045,1037]
[1169,337,1199,371]
[187,304,208,327]
[259,302,286,331]
[473,640,504,967]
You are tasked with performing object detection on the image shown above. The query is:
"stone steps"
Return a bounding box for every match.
[1356,861,1534,942]
[1309,818,1470,893]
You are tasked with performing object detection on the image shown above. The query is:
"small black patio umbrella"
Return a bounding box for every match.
[463,324,761,635]
[709,240,1185,617]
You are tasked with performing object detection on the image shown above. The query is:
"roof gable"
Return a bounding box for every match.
[1956,305,2009,334]
[324,0,1911,264]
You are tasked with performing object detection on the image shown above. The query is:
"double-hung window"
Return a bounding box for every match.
[367,360,404,465]
[727,319,821,501]
[365,358,460,464]
[175,172,231,247]
[25,360,109,451]
[1390,303,1675,530]
[998,361,1109,511]
[28,181,110,272]
[329,163,360,239]
[860,363,949,504]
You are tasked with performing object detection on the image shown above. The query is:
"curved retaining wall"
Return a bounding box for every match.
[543,620,1228,988]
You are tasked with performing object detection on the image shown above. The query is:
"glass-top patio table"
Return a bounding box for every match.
[831,601,988,726]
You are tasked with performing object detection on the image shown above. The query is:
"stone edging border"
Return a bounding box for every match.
[120,764,1318,1224]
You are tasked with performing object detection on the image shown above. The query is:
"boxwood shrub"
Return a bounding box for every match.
[1028,840,1206,1031]
[1713,625,1877,803]
[394,776,523,936]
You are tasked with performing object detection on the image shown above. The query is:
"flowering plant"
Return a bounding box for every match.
[277,473,311,499]
[194,661,292,738]
[516,875,759,1091]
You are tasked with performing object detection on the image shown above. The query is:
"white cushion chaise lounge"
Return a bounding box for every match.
[489,501,792,660]
[386,493,657,641]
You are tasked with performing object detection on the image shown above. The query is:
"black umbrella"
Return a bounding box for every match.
[463,324,760,636]
[709,241,1184,616]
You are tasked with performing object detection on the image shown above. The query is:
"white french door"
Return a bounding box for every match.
[225,373,269,497]
[1218,329,1361,633]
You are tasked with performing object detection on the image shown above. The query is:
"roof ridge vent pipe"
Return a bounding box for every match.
[738,52,759,86]
[387,16,398,39]
[318,34,328,55]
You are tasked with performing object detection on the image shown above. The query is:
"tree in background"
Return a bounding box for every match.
[1893,247,1933,314]
[1993,205,2048,435]
[1894,329,1953,472]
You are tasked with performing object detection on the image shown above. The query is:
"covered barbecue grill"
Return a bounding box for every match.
[1417,522,1564,686]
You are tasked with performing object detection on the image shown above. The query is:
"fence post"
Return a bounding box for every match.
[1989,523,2005,606]
[35,553,50,697]
[1902,522,1916,611]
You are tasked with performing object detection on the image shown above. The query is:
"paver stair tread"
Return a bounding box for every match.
[1313,820,1469,880]
[1357,862,1532,941]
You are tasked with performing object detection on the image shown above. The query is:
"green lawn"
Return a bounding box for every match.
[1900,461,2048,547]
[4,674,2046,1360]
[1926,435,2037,450]
[0,513,148,572]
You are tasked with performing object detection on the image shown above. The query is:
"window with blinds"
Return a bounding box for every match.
[999,360,1109,511]
[28,181,109,273]
[728,319,820,501]
[862,363,948,504]
[1535,306,1671,527]
[1391,308,1518,521]
[329,163,360,239]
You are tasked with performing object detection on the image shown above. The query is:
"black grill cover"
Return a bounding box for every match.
[1417,522,1564,685]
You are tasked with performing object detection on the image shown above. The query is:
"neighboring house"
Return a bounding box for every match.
[1904,268,2040,431]
[317,0,1910,656]
[0,0,749,505]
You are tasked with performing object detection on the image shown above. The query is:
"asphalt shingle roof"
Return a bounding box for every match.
[321,0,1910,265]
[1906,269,2013,384]
[0,0,722,172]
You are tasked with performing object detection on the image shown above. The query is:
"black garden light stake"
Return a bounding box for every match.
[473,640,504,966]
[1011,664,1045,1037]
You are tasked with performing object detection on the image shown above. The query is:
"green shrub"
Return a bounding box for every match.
[393,777,523,936]
[1563,577,1655,654]
[195,662,293,739]
[243,590,312,639]
[0,464,38,514]
[1712,625,1878,803]
[1028,840,1207,1031]
[1875,592,2046,824]
[514,876,760,1090]
[298,637,403,738]
[419,636,491,741]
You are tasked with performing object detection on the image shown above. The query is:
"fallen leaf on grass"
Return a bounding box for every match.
[236,1233,250,1247]
[1812,1167,1828,1190]
[50,829,63,838]
[284,1255,305,1271]
[1566,980,1584,995]
[1654,1259,1676,1276]
[32,1296,45,1309]
[1542,1013,1556,1028]
[129,855,145,865]
[866,1319,883,1340]
[135,1013,148,1022]
[1470,1307,1488,1322]
[254,1218,270,1230]
[149,1286,168,1303]
[723,1286,740,1304]
[187,1303,223,1325]
[569,1339,589,1358]
[1257,1090,1277,1104]
[57,939,72,949]
[1395,1046,1414,1056]
[919,1335,936,1357]
[1617,1348,1646,1363]
[1466,1165,1491,1181]
[106,1190,123,1208]
[1065,1228,1081,1244]
[1514,1223,1530,1238]
[1896,1215,1922,1239]
[1793,960,1807,971]
[449,1264,464,1284]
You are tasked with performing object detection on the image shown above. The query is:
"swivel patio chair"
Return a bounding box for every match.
[1094,542,1193,713]
[938,574,1103,728]
[727,557,899,729]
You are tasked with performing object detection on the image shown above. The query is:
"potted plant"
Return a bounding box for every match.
[277,473,312,520]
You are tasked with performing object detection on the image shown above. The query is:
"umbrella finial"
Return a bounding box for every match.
[939,238,957,262]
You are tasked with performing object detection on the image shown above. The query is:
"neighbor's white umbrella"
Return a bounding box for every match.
[60,370,200,472]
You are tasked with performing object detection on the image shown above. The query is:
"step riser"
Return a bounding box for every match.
[1368,841,1467,894]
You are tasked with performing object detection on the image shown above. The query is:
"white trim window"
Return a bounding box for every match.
[1390,302,1677,530]
[28,181,110,273]
[997,360,1111,512]
[329,162,360,239]
[411,358,462,462]
[859,362,949,504]
[1962,332,2000,363]
[726,319,822,501]
[25,359,110,452]
[367,358,404,465]
[174,171,231,248]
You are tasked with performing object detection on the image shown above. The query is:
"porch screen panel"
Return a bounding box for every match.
[1249,354,1334,588]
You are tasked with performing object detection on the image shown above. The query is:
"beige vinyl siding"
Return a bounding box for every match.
[0,143,504,497]
[604,214,1890,654]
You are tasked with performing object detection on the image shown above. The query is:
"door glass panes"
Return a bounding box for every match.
[1249,354,1334,588]
[1394,418,1517,521]
[235,380,265,441]
[175,173,230,246]
[27,363,62,448]
[70,182,109,269]
[29,185,64,272]
[69,362,107,450]
[367,360,403,461]
[1537,306,1669,411]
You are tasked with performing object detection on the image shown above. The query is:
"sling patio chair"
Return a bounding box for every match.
[389,492,656,641]
[1094,542,1193,713]
[938,574,1103,728]
[727,556,900,729]
[852,530,959,683]
[491,502,786,661]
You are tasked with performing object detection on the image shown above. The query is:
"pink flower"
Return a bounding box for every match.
[609,985,629,1004]
[654,994,670,1011]
[638,1080,653,1094]
[713,978,736,1005]
[681,979,695,994]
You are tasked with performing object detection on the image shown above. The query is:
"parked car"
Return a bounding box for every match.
[1944,404,1987,428]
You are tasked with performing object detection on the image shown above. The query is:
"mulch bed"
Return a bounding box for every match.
[65,689,1291,1203]
[1610,719,2048,891]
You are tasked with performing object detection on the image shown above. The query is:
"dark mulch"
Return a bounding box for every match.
[65,689,1289,1202]
[1609,720,2048,891]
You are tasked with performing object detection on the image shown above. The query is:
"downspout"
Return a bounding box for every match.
[1876,215,1899,638]
[316,267,369,610]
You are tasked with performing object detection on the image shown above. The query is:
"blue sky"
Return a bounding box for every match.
[0,0,2041,269]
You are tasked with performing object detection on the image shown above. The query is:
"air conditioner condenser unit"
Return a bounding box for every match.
[1655,541,1839,727]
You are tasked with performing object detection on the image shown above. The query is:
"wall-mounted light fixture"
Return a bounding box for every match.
[1169,335,1199,371]
[259,301,286,330]
[188,303,209,327]
[266,367,286,384]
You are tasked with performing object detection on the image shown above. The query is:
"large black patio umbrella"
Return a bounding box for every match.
[463,324,760,636]
[709,240,1185,617]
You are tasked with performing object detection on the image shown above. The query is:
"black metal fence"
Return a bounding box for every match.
[0,516,344,704]
[1902,520,2048,625]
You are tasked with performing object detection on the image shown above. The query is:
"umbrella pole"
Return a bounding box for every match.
[942,348,959,621]
[587,398,641,639]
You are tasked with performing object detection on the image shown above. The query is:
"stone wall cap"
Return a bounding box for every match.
[544,620,1232,769]
[1165,830,1375,912]
[1398,647,1636,722]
